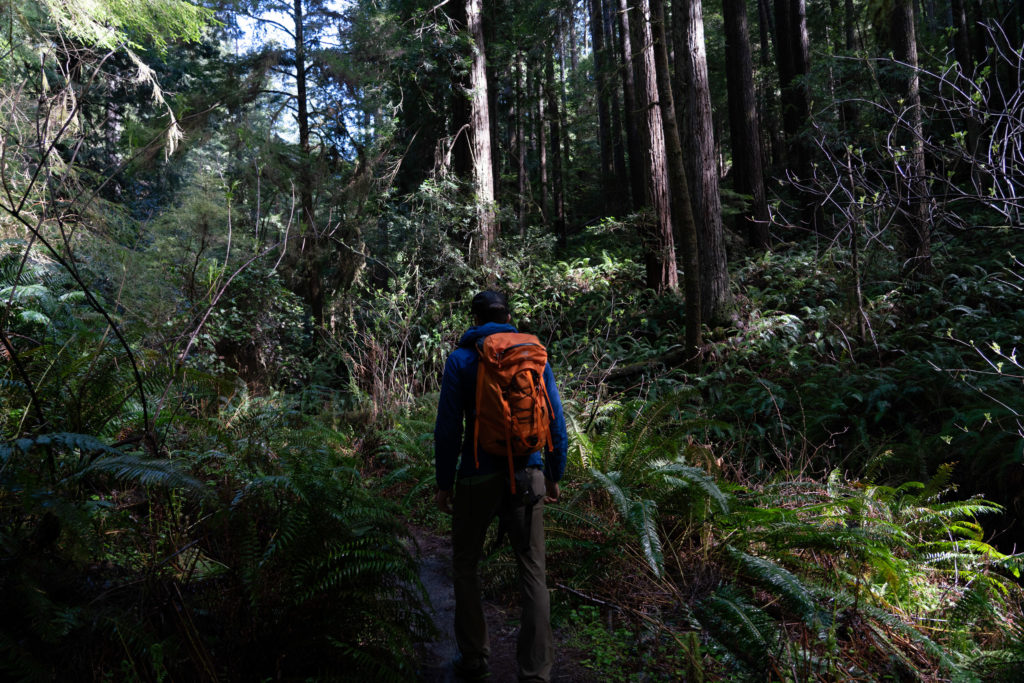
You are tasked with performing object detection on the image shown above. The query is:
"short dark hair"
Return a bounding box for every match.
[471,290,509,324]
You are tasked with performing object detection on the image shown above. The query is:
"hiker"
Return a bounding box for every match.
[434,290,568,682]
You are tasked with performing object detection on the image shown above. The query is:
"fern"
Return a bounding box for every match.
[79,453,205,494]
[655,461,731,514]
[695,584,783,674]
[726,546,820,628]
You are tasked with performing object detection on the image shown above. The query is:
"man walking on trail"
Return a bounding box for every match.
[434,290,568,682]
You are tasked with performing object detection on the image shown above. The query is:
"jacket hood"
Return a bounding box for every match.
[457,322,518,349]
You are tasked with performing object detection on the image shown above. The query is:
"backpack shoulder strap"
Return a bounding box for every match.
[472,341,487,470]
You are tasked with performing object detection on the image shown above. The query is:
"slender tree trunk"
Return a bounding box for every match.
[651,0,700,352]
[890,0,931,274]
[569,3,579,72]
[723,0,770,248]
[484,3,501,225]
[757,0,772,67]
[558,20,571,203]
[449,2,471,176]
[774,0,816,229]
[590,0,614,211]
[605,0,629,211]
[293,0,323,325]
[758,0,782,168]
[676,0,729,323]
[841,0,859,129]
[536,62,549,226]
[546,44,567,246]
[467,0,496,265]
[773,0,798,169]
[618,0,646,209]
[515,52,528,237]
[630,0,678,292]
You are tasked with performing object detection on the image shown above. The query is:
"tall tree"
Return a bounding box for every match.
[535,57,549,225]
[630,0,678,292]
[651,0,701,354]
[723,0,770,248]
[604,0,630,210]
[590,0,615,210]
[546,41,567,245]
[773,0,811,179]
[674,0,729,323]
[889,0,930,273]
[515,51,529,236]
[466,0,496,265]
[617,0,646,210]
[236,0,349,325]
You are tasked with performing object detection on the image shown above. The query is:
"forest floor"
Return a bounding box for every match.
[410,525,590,682]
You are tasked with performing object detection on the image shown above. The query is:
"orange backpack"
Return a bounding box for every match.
[473,332,553,493]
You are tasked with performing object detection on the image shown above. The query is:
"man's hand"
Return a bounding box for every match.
[436,488,454,515]
[544,479,560,504]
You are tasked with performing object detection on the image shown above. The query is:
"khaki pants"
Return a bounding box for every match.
[452,467,553,682]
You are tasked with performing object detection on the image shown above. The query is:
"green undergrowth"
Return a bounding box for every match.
[370,225,1024,680]
[384,393,1024,680]
[2,393,430,680]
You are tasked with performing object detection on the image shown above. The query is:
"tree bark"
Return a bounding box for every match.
[604,0,629,211]
[590,0,615,211]
[484,2,501,225]
[293,0,323,325]
[890,0,931,274]
[773,0,809,176]
[723,0,770,249]
[448,2,471,177]
[618,0,646,210]
[466,0,496,265]
[536,60,549,226]
[676,0,730,323]
[651,0,700,353]
[515,52,528,237]
[546,43,567,246]
[630,0,678,293]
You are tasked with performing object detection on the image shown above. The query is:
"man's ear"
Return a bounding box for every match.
[505,313,512,323]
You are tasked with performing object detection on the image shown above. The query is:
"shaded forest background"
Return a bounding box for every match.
[1,0,1023,679]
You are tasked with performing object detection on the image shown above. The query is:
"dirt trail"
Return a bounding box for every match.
[410,525,588,682]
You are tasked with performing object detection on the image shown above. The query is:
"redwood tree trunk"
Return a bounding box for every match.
[773,0,810,175]
[723,0,770,248]
[676,0,730,323]
[546,42,567,246]
[605,0,629,211]
[467,0,496,265]
[590,0,614,210]
[618,0,646,209]
[630,0,678,292]
[515,52,528,237]
[536,61,549,226]
[651,0,700,352]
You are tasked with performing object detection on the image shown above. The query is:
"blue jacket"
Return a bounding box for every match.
[434,322,568,491]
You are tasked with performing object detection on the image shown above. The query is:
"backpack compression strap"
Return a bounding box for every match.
[472,355,486,471]
[472,348,521,494]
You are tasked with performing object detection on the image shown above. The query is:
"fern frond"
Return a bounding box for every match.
[861,604,968,676]
[589,469,630,517]
[630,497,663,578]
[696,584,781,673]
[726,546,820,628]
[919,462,957,501]
[655,462,731,513]
[80,454,205,495]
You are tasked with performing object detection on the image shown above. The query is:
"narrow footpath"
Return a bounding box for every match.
[410,526,588,682]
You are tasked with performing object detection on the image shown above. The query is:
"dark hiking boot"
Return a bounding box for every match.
[453,655,490,680]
